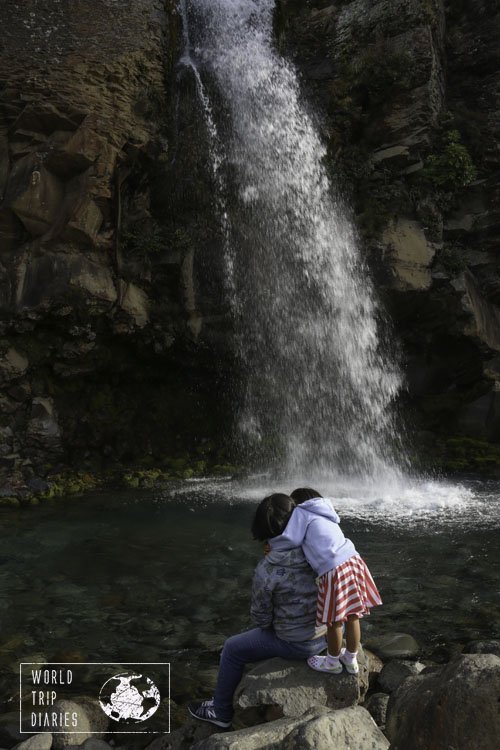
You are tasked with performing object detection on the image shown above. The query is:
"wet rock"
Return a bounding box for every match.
[192,706,389,750]
[0,348,28,384]
[26,398,62,455]
[363,692,389,727]
[385,654,500,750]
[74,740,112,750]
[364,633,419,659]
[234,652,369,721]
[26,477,50,494]
[383,218,436,291]
[464,639,500,655]
[363,646,383,676]
[378,659,425,693]
[13,735,53,750]
[7,157,65,236]
[194,632,226,652]
[51,698,108,750]
[0,712,29,746]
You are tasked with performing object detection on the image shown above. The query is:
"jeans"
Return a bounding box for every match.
[213,627,327,720]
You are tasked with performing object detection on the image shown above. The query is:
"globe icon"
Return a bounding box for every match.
[99,673,161,722]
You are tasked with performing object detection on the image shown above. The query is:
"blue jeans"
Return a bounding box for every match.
[213,627,327,720]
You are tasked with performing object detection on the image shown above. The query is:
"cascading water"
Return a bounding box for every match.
[184,0,406,480]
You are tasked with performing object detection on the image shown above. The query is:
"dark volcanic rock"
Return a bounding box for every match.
[0,0,233,479]
[385,654,500,750]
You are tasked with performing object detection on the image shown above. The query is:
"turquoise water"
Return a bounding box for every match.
[1,477,499,716]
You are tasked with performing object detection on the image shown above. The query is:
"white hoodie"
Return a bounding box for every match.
[269,497,357,578]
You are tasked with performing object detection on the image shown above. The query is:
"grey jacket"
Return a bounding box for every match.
[250,546,327,642]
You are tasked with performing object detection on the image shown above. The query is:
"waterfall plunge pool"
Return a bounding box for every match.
[0,476,499,712]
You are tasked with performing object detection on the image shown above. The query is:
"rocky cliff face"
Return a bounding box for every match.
[277,0,500,464]
[1,0,500,483]
[0,0,231,486]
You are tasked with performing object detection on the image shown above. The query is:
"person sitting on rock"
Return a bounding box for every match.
[188,492,327,729]
[269,487,382,676]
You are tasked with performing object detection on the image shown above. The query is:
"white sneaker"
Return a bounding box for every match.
[307,654,343,674]
[339,648,359,674]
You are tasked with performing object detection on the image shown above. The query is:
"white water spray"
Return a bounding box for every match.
[185,0,406,479]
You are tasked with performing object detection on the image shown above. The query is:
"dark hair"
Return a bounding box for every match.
[290,487,323,504]
[251,494,295,541]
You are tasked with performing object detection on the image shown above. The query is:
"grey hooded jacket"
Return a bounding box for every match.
[250,546,327,643]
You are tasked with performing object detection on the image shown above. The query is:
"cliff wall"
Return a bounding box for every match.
[0,0,231,486]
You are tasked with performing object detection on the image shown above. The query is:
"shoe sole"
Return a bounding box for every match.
[307,659,343,675]
[188,705,231,729]
[340,660,359,675]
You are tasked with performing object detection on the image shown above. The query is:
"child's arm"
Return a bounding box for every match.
[250,562,274,628]
[269,507,307,549]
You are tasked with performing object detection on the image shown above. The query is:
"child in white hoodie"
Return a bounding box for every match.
[269,487,382,675]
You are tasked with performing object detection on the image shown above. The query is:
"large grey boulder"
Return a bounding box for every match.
[377,660,425,693]
[234,653,368,722]
[386,654,500,750]
[193,706,389,750]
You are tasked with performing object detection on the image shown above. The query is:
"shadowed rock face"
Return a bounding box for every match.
[385,654,500,750]
[0,0,232,480]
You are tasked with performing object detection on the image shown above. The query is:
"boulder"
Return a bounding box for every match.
[0,712,31,746]
[382,218,435,291]
[364,633,419,659]
[26,398,62,454]
[234,653,368,723]
[464,640,500,656]
[16,252,118,311]
[0,348,29,384]
[7,157,65,236]
[364,648,384,687]
[192,706,389,750]
[50,697,108,750]
[74,740,112,750]
[363,692,389,727]
[13,735,52,750]
[118,281,150,328]
[377,660,425,693]
[385,654,500,750]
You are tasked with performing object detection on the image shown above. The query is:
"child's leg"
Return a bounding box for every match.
[345,615,360,653]
[339,615,360,674]
[327,621,343,657]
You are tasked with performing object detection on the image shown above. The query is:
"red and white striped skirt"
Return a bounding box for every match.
[316,554,382,626]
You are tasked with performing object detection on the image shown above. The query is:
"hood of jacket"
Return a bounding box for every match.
[298,497,340,523]
[266,546,310,567]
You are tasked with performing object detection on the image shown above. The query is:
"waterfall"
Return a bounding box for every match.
[184,0,406,480]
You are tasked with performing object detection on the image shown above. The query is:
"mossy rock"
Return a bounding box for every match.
[0,496,21,507]
[211,464,239,476]
[422,436,500,475]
